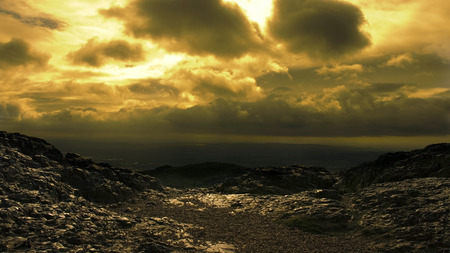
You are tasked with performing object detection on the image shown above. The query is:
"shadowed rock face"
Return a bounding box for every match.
[0,131,163,204]
[0,131,64,163]
[337,143,450,192]
[62,152,162,203]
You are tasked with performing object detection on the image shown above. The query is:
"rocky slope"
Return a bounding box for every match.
[1,131,449,252]
[0,131,172,252]
[336,143,450,192]
[216,165,336,194]
[349,177,450,252]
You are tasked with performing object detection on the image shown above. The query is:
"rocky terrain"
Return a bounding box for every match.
[216,165,336,195]
[1,131,449,252]
[336,143,450,191]
[142,163,249,189]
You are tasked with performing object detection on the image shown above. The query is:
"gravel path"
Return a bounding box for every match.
[112,190,375,253]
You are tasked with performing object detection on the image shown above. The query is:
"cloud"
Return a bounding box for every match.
[383,53,415,68]
[0,103,21,121]
[316,64,364,75]
[67,38,145,67]
[267,0,371,59]
[162,84,449,136]
[358,53,450,88]
[125,80,181,105]
[2,80,448,140]
[0,7,64,30]
[369,83,407,93]
[352,0,450,59]
[128,81,179,97]
[41,107,99,121]
[0,38,49,68]
[162,66,265,105]
[101,0,263,58]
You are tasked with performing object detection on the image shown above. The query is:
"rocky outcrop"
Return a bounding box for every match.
[350,177,450,252]
[62,153,162,203]
[0,131,163,204]
[0,131,64,163]
[216,165,336,194]
[143,162,249,188]
[0,131,170,252]
[337,143,450,192]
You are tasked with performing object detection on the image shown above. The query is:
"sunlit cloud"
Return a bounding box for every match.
[0,0,448,147]
[101,0,264,58]
[316,64,364,75]
[67,37,145,67]
[383,53,415,68]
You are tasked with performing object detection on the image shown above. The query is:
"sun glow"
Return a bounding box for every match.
[227,0,274,30]
[97,54,186,85]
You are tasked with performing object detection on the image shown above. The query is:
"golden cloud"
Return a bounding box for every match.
[267,0,371,59]
[0,38,49,69]
[67,38,145,67]
[101,0,263,58]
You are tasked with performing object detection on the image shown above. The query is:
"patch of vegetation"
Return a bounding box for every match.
[281,215,348,234]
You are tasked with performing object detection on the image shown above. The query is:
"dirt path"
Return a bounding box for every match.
[111,190,374,253]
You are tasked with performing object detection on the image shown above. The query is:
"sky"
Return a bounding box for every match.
[0,0,449,150]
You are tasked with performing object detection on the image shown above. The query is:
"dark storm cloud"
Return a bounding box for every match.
[68,38,145,67]
[101,0,262,58]
[128,81,179,97]
[256,53,450,93]
[0,38,49,68]
[7,85,448,140]
[164,97,319,135]
[369,83,407,93]
[0,8,63,30]
[164,87,449,136]
[41,107,98,121]
[0,103,21,120]
[193,81,238,99]
[359,53,450,87]
[267,0,371,58]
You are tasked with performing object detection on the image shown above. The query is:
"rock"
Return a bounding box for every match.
[349,177,450,252]
[137,240,178,253]
[143,162,250,188]
[0,131,182,252]
[217,165,336,194]
[61,152,163,203]
[0,131,64,163]
[1,131,449,253]
[65,153,94,168]
[337,143,450,192]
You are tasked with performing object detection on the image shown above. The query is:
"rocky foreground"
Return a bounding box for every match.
[1,131,449,252]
